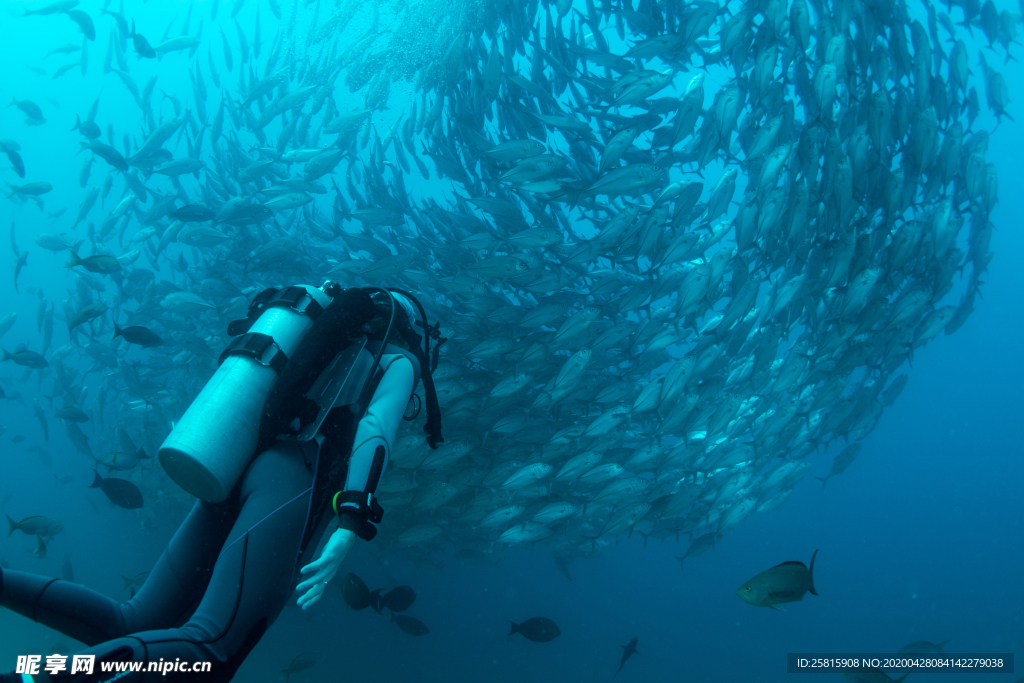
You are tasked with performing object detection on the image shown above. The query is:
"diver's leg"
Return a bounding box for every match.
[39,441,318,682]
[0,497,238,646]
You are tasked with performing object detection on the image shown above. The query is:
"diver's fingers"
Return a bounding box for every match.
[300,590,322,611]
[299,558,322,576]
[296,575,323,594]
[296,583,324,609]
[296,568,328,594]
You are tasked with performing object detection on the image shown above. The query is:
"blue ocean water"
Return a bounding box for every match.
[0,1,1021,682]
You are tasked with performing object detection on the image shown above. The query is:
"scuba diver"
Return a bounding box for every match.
[0,283,445,682]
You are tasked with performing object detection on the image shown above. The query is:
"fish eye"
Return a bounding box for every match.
[744,586,751,591]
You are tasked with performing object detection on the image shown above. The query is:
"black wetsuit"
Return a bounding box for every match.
[0,288,442,683]
[2,439,325,682]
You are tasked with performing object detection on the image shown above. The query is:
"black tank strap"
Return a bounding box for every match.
[387,289,446,450]
[226,286,326,337]
[218,332,289,374]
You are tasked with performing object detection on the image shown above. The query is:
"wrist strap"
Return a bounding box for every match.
[332,490,384,541]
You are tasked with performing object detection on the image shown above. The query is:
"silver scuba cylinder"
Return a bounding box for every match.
[158,284,331,503]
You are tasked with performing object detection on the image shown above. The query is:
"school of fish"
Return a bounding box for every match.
[0,0,1010,581]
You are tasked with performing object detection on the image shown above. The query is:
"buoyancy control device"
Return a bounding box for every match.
[159,283,445,504]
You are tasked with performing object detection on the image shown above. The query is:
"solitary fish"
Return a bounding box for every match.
[337,573,372,610]
[6,181,52,197]
[8,98,45,124]
[71,114,101,139]
[736,550,818,609]
[391,613,429,636]
[89,470,144,509]
[280,651,317,683]
[508,617,560,642]
[169,204,215,222]
[54,406,89,422]
[616,636,639,675]
[128,20,156,58]
[113,323,164,348]
[66,250,121,274]
[1,348,47,368]
[67,302,107,332]
[380,585,417,612]
[6,514,63,538]
[119,571,150,589]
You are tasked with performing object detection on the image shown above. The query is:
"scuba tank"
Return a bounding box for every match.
[158,285,331,503]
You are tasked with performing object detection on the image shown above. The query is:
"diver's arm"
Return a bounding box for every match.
[296,355,415,609]
[333,354,415,536]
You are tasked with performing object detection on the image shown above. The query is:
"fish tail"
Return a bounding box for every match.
[6,513,18,536]
[808,548,819,596]
[65,249,82,268]
[1,348,9,362]
[71,114,81,132]
[815,476,828,489]
[113,322,123,339]
[89,469,103,489]
[674,556,685,570]
[935,639,950,653]
[507,620,519,635]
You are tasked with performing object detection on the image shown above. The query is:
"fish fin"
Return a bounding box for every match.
[769,604,786,611]
[808,548,819,596]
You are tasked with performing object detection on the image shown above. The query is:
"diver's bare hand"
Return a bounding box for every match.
[296,528,356,610]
